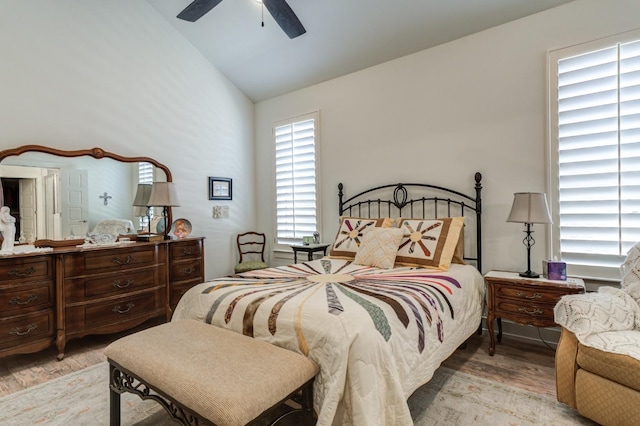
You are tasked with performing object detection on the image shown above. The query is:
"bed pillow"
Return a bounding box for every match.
[452,226,465,265]
[395,217,464,270]
[329,216,394,259]
[353,227,404,269]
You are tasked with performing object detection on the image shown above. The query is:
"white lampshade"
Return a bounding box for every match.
[132,184,153,207]
[148,182,181,207]
[507,192,552,224]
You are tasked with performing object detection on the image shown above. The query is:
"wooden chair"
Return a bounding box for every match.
[235,231,269,273]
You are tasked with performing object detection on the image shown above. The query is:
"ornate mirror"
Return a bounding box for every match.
[0,145,172,241]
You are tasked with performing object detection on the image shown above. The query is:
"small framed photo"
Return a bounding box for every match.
[209,177,232,200]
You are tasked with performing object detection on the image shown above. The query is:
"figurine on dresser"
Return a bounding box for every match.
[0,206,16,253]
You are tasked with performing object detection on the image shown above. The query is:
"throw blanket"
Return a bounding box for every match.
[554,242,640,361]
[173,259,484,426]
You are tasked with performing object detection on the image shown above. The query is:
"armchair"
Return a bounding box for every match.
[554,246,640,425]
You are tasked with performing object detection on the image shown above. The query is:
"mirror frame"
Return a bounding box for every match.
[0,144,174,234]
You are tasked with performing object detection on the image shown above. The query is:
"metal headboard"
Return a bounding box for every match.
[338,172,483,271]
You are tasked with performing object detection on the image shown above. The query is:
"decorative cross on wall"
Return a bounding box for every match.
[99,192,112,206]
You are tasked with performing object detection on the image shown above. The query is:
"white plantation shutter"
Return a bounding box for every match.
[549,31,640,280]
[275,113,319,245]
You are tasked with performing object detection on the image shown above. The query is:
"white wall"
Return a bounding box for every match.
[255,0,640,275]
[0,0,255,278]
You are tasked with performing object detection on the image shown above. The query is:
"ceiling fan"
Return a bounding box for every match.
[177,0,306,39]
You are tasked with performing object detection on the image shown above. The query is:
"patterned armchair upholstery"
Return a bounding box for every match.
[554,283,640,425]
[555,327,640,425]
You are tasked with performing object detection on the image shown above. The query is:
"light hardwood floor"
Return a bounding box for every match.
[0,321,558,399]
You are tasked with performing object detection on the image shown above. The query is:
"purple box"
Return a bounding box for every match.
[542,260,566,281]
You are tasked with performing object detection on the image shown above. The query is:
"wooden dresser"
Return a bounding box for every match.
[168,238,205,313]
[0,237,204,360]
[0,254,55,358]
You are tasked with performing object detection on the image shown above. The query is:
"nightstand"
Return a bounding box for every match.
[290,243,330,263]
[484,270,585,356]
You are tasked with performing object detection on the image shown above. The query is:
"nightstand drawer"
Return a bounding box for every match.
[496,285,565,305]
[495,301,555,321]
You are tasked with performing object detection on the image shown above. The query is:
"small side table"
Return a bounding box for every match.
[484,270,585,356]
[290,243,330,263]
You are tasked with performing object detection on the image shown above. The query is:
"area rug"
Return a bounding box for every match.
[0,363,591,425]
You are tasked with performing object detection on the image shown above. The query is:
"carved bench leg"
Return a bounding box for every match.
[109,363,121,426]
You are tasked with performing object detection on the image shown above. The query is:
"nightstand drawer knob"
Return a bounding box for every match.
[518,307,543,315]
[516,291,542,299]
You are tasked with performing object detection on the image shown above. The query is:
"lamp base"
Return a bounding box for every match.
[519,270,540,279]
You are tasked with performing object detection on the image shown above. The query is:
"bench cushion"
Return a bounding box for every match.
[104,320,319,425]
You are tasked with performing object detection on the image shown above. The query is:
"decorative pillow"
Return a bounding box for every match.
[451,226,465,265]
[353,227,404,269]
[394,217,464,270]
[329,217,394,259]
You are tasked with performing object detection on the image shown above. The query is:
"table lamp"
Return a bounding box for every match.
[507,192,552,278]
[148,182,181,240]
[132,183,153,233]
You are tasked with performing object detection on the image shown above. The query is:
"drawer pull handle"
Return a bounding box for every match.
[182,266,196,275]
[112,302,135,314]
[112,279,134,289]
[518,307,544,315]
[112,255,133,266]
[9,295,38,305]
[516,291,542,299]
[180,248,194,255]
[10,324,38,336]
[8,266,36,278]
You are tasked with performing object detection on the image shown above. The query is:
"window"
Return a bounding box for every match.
[549,30,640,280]
[274,112,319,246]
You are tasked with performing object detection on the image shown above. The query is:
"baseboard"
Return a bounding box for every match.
[481,317,561,348]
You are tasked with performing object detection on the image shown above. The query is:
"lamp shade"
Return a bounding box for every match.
[132,184,153,207]
[148,182,181,207]
[507,192,552,224]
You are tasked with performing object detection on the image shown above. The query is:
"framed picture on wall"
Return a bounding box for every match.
[209,177,232,200]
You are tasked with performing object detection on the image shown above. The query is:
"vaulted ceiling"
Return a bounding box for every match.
[148,0,575,102]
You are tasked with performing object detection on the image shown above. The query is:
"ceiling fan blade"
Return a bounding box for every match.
[263,0,306,39]
[177,0,224,22]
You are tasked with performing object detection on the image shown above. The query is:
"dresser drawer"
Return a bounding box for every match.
[64,268,161,303]
[64,290,165,333]
[170,281,199,309]
[63,245,159,277]
[0,310,55,350]
[0,281,54,316]
[170,260,203,282]
[170,240,202,260]
[0,256,53,284]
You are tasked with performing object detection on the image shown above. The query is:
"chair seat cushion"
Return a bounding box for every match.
[235,261,268,273]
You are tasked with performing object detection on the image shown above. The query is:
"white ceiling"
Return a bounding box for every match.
[147,0,575,102]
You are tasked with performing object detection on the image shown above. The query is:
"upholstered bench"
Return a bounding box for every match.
[104,320,319,426]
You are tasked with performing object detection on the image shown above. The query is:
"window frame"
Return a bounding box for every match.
[273,111,321,249]
[547,28,640,281]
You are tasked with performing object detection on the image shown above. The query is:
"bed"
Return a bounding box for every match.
[172,173,485,426]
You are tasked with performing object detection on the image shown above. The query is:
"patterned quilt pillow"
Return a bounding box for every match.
[329,216,394,259]
[353,227,404,269]
[394,217,464,271]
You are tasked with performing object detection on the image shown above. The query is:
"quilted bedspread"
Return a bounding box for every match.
[172,259,485,425]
